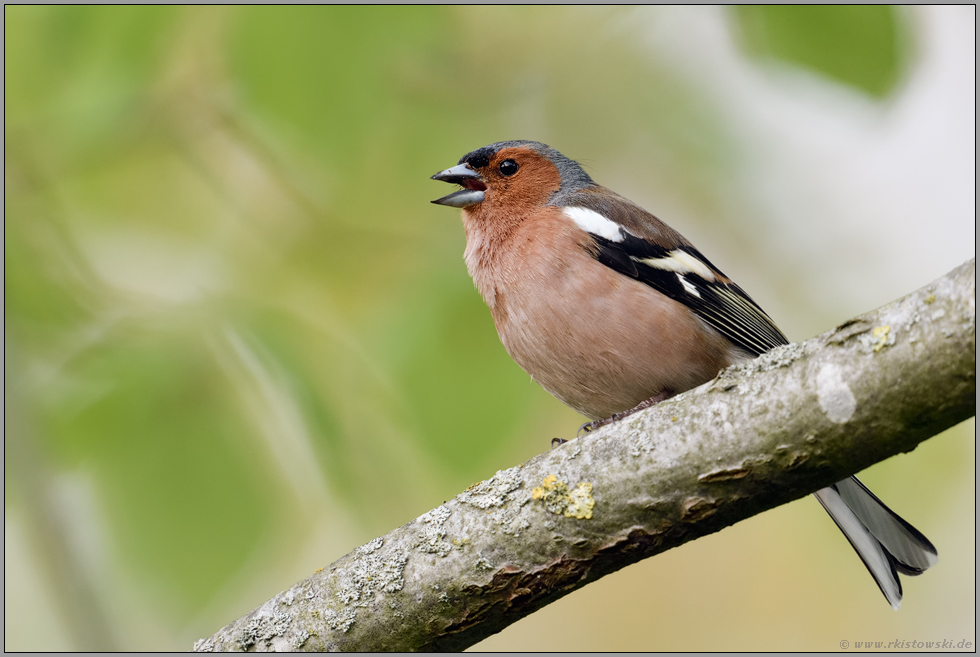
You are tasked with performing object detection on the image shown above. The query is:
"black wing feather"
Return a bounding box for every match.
[591,235,788,357]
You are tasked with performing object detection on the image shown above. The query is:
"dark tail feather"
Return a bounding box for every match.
[814,476,938,610]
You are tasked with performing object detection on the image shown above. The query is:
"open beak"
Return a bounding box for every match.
[430,164,486,208]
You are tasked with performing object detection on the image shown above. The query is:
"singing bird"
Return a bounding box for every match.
[430,139,937,609]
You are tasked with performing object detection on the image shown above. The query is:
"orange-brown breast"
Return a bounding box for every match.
[464,205,738,420]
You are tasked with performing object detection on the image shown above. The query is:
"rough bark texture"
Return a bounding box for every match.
[195,259,975,653]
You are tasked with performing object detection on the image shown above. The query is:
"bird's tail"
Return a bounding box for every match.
[813,476,938,610]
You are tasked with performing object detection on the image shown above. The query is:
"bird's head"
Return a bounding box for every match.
[431,140,595,214]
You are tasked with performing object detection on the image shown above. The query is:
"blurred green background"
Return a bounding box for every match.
[4,6,975,651]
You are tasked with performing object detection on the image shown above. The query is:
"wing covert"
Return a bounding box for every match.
[588,232,788,357]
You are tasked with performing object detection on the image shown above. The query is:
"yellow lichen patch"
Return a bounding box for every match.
[314,567,324,574]
[871,325,891,352]
[925,293,936,304]
[565,482,594,519]
[532,474,558,499]
[531,475,594,519]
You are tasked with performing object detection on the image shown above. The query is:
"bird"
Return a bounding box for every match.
[430,139,938,610]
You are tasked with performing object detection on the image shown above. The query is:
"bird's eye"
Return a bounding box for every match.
[499,159,519,176]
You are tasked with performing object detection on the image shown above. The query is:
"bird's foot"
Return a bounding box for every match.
[577,390,675,436]
[551,437,568,448]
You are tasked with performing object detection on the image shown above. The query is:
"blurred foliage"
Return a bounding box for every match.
[732,5,908,98]
[4,5,974,652]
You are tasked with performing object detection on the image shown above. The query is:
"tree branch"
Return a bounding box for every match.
[195,258,975,653]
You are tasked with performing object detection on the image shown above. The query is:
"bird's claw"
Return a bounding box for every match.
[576,391,675,438]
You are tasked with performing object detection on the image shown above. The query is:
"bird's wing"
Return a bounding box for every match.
[560,193,788,357]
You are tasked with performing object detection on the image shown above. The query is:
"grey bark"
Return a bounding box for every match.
[195,258,975,653]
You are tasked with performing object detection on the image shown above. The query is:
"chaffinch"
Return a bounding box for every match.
[431,139,937,609]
